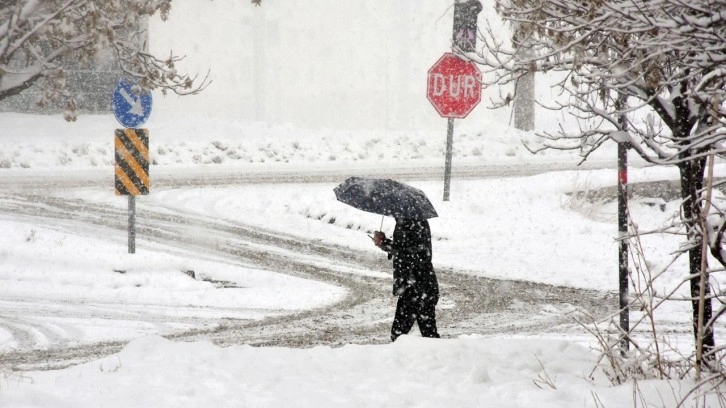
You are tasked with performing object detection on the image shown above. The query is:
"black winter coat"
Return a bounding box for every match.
[379,219,439,300]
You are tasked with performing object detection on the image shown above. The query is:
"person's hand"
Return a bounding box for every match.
[373,231,386,247]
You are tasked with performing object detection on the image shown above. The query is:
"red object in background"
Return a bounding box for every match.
[618,168,628,184]
[426,53,482,118]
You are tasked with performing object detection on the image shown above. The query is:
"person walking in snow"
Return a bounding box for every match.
[373,218,440,341]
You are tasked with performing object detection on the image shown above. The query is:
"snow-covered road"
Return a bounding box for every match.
[0,167,621,370]
[0,158,621,192]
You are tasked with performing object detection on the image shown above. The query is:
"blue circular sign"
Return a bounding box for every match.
[112,79,153,128]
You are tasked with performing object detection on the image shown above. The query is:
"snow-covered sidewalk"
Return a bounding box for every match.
[2,335,706,408]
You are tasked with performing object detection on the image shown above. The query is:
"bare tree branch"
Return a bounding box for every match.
[0,0,219,120]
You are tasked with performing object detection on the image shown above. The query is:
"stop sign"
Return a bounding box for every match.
[427,53,482,118]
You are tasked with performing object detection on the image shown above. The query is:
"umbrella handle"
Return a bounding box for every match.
[380,215,384,232]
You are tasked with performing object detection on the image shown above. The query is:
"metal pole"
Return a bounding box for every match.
[128,195,136,254]
[617,141,629,350]
[443,118,455,201]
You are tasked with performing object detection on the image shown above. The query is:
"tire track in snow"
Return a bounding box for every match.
[0,182,619,370]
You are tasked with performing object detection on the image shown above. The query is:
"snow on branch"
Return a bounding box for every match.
[0,0,210,120]
[480,0,726,166]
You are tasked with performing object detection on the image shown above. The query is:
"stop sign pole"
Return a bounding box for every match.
[444,117,455,202]
[426,53,482,201]
[426,1,483,201]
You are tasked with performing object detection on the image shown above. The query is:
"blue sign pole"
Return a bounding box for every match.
[113,78,152,253]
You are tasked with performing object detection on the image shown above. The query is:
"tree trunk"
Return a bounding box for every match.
[679,159,715,364]
[513,46,535,131]
[513,71,535,131]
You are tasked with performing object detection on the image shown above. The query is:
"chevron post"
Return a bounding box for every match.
[115,128,149,196]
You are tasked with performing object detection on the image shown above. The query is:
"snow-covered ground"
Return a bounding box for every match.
[1,112,721,406]
[1,0,723,405]
[0,335,704,408]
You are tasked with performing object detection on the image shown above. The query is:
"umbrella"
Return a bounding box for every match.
[333,177,438,221]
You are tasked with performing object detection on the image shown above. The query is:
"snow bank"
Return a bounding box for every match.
[1,335,699,408]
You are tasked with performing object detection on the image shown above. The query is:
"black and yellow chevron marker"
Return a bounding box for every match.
[114,128,149,196]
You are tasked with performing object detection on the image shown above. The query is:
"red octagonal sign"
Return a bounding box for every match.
[427,53,482,118]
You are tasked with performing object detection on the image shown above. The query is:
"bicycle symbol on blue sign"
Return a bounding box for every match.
[112,79,153,128]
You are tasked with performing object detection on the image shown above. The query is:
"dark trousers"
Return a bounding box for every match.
[391,288,440,341]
